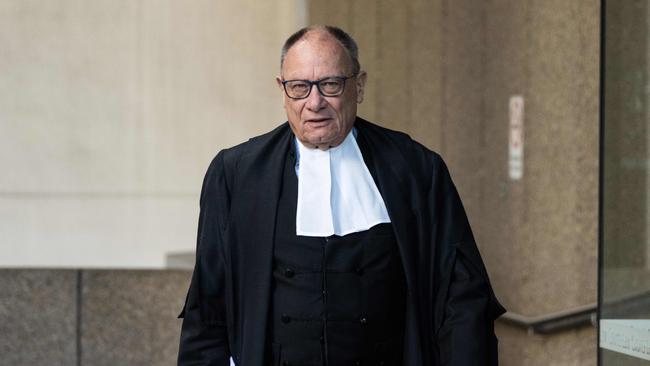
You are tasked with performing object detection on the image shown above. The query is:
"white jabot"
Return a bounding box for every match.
[295,129,391,237]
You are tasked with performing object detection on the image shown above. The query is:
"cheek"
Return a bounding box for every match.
[286,103,302,120]
[337,101,356,120]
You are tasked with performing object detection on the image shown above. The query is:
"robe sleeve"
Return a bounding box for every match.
[432,157,505,366]
[178,151,231,366]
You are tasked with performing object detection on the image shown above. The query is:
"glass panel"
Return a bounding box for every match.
[601,0,650,364]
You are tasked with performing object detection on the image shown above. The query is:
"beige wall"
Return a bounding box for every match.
[310,1,599,365]
[0,0,306,267]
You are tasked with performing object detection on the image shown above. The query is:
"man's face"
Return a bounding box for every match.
[277,33,367,149]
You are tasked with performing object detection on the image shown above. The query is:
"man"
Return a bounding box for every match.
[178,25,504,366]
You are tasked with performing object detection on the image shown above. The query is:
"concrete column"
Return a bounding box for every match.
[310,1,599,364]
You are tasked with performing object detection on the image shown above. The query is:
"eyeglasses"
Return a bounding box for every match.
[281,74,357,99]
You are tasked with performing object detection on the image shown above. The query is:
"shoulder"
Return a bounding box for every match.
[355,117,413,147]
[222,122,291,162]
[198,122,292,197]
[356,117,445,174]
[205,122,292,172]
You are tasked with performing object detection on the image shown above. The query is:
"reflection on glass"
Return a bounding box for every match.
[601,0,650,364]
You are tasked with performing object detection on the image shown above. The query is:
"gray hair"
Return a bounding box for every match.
[280,25,361,75]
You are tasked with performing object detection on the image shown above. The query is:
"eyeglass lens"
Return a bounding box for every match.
[285,78,345,98]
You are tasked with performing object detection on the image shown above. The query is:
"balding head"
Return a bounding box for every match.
[280,25,360,76]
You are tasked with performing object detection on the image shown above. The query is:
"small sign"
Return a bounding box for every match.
[600,319,650,361]
[509,95,524,180]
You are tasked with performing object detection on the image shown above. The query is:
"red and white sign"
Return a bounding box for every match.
[509,95,524,180]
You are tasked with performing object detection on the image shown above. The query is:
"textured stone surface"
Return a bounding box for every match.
[479,0,530,315]
[521,0,599,314]
[80,270,191,366]
[310,0,600,364]
[496,323,597,366]
[350,0,380,123]
[312,0,600,312]
[0,269,77,366]
[408,0,443,149]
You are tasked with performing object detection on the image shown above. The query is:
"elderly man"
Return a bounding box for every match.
[178,25,504,366]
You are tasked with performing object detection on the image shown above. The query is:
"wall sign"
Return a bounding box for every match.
[509,95,524,180]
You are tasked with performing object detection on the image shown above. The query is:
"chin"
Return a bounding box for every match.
[302,132,333,144]
[317,134,341,145]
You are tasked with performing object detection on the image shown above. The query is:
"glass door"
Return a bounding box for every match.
[600,0,650,364]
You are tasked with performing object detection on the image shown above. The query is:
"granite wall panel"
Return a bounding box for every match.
[409,0,444,150]
[438,0,488,232]
[480,0,531,316]
[473,1,531,311]
[496,323,597,366]
[0,269,192,366]
[375,0,411,132]
[80,270,191,366]
[309,1,599,364]
[308,0,352,32]
[521,0,599,314]
[0,270,77,366]
[350,0,380,123]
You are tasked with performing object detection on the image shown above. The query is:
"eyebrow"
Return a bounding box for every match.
[282,75,347,81]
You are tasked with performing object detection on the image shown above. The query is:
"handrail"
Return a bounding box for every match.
[500,289,650,334]
[498,303,597,334]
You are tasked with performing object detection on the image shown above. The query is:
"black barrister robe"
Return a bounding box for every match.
[178,118,506,366]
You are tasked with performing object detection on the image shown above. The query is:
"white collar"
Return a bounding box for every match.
[295,128,391,237]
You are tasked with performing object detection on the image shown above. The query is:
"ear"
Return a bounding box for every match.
[355,70,368,104]
[276,76,284,91]
[276,76,288,106]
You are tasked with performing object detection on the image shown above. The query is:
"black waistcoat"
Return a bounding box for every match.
[267,145,407,366]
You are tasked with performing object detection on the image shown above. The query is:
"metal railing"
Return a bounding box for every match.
[498,304,597,334]
[499,289,650,334]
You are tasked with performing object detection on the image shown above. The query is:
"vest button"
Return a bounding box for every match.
[359,316,368,325]
[355,267,364,275]
[284,268,295,278]
[319,336,324,344]
[281,314,291,323]
[354,361,361,366]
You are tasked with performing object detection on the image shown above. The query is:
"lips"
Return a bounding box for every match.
[305,117,332,123]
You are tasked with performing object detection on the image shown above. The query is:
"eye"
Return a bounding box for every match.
[320,79,343,92]
[287,81,309,93]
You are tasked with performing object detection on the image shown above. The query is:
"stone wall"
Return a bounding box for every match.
[0,269,190,366]
[309,1,600,365]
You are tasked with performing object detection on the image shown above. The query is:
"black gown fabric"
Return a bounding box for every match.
[268,147,406,366]
[177,118,505,366]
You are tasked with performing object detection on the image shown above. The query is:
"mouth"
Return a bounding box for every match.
[305,117,332,124]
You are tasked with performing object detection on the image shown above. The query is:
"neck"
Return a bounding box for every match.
[296,129,355,151]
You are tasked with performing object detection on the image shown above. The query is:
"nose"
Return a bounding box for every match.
[305,84,327,111]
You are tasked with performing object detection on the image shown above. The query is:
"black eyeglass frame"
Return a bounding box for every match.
[281,74,357,99]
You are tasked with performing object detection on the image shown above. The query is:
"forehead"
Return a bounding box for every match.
[282,33,352,79]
